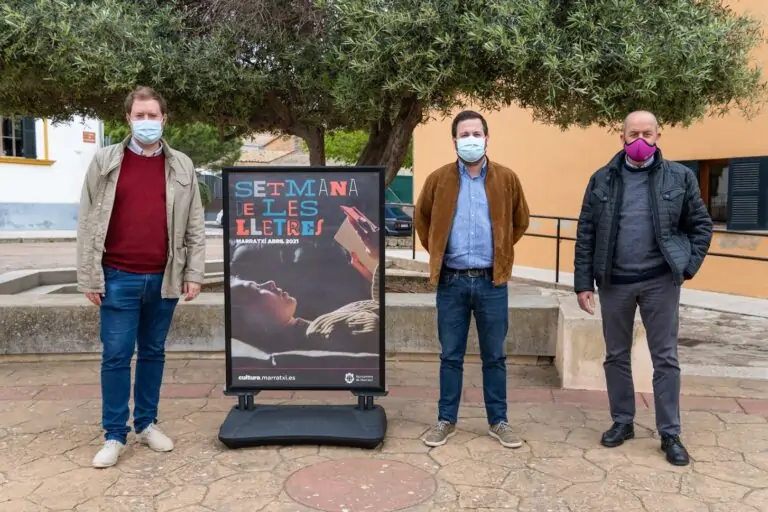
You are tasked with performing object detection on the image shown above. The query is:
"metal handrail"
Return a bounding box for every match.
[384,203,768,284]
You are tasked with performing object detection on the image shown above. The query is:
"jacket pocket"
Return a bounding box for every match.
[661,187,685,225]
[591,187,610,221]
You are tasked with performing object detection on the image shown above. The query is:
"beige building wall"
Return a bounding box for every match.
[412,0,768,298]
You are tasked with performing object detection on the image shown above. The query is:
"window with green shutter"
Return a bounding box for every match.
[0,116,37,159]
[727,157,768,231]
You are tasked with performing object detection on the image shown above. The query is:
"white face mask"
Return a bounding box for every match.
[456,136,486,163]
[131,120,163,144]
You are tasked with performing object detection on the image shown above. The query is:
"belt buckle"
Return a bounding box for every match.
[467,269,483,278]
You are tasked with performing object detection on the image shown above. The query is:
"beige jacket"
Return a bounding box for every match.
[76,138,206,299]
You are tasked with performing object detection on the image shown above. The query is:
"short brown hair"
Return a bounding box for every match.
[124,86,167,115]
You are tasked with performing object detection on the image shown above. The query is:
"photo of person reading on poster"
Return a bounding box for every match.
[226,170,382,388]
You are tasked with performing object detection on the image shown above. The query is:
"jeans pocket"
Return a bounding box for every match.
[102,265,121,279]
[438,272,457,287]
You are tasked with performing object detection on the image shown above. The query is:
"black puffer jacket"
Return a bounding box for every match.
[574,149,713,293]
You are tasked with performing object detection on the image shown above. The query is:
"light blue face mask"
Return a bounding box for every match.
[131,119,163,145]
[456,136,486,163]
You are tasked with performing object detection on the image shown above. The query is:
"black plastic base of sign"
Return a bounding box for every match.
[217,403,387,450]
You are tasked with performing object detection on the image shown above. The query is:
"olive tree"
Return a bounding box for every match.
[1,0,763,185]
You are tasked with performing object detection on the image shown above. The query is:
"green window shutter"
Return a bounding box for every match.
[21,117,37,159]
[727,157,768,231]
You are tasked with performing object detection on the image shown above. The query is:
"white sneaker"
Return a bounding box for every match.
[138,424,174,452]
[92,440,125,468]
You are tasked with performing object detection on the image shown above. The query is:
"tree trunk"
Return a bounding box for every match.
[357,120,392,165]
[358,95,422,187]
[303,127,326,166]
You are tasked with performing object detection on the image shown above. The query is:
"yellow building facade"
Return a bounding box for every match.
[412,0,768,298]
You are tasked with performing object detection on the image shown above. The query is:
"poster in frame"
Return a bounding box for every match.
[222,165,386,394]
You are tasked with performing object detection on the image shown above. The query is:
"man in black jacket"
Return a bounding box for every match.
[574,110,713,466]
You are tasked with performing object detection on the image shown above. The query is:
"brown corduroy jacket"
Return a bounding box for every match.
[414,160,530,286]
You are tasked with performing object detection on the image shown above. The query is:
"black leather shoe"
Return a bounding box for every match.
[661,435,690,466]
[600,422,635,447]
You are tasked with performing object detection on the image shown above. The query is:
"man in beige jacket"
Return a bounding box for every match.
[76,86,206,468]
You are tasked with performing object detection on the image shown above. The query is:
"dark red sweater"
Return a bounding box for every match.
[103,150,169,274]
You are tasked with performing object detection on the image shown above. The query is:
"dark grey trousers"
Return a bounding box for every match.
[598,273,681,436]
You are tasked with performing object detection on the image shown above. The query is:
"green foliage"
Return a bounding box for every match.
[0,0,764,185]
[197,181,211,208]
[324,130,413,169]
[325,0,764,129]
[104,121,242,170]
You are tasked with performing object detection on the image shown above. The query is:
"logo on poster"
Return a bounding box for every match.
[344,373,355,384]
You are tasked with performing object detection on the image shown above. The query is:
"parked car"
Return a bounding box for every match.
[384,206,412,237]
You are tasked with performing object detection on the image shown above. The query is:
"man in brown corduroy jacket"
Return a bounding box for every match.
[415,110,530,449]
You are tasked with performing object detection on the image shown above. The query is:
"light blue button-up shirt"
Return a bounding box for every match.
[444,160,494,269]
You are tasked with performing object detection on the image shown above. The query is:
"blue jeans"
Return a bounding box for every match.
[100,266,178,443]
[436,270,509,426]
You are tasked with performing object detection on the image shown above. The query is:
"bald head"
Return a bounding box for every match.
[621,110,661,147]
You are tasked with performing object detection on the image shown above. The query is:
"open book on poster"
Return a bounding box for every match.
[333,206,378,275]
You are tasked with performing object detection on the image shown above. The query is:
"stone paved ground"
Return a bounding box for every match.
[1,358,768,511]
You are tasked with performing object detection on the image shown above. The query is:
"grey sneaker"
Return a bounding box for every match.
[489,421,523,448]
[423,420,456,447]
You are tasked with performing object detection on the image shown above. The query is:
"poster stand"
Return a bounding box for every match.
[218,389,388,449]
[217,166,388,449]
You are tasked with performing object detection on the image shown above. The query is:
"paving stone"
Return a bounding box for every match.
[437,460,509,488]
[694,461,768,488]
[716,412,768,424]
[745,452,768,472]
[76,496,155,511]
[7,454,79,481]
[372,452,441,474]
[0,479,42,502]
[0,359,767,511]
[387,419,431,439]
[213,446,283,471]
[28,467,120,510]
[605,464,681,493]
[710,504,761,512]
[155,485,207,512]
[558,482,645,512]
[106,475,173,497]
[564,427,603,449]
[583,448,632,471]
[717,423,768,452]
[517,496,572,512]
[680,473,750,503]
[744,488,768,510]
[0,500,47,512]
[527,456,605,483]
[455,485,519,509]
[167,460,237,486]
[527,441,584,458]
[203,472,283,511]
[688,445,744,462]
[636,491,709,512]
[500,468,571,497]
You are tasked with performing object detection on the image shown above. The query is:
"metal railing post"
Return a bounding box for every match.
[555,219,561,284]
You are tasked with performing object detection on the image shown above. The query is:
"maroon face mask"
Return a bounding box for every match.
[624,138,656,162]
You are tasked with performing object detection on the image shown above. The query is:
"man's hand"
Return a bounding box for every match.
[577,291,595,315]
[183,282,201,301]
[85,292,103,306]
